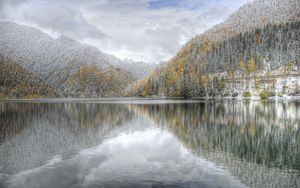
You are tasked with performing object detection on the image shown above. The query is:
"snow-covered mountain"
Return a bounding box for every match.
[131,0,300,97]
[0,22,109,88]
[199,0,300,43]
[0,21,156,97]
[0,53,57,98]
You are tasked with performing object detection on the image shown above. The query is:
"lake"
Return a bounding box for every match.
[0,99,299,188]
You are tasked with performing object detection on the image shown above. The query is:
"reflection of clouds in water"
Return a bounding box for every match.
[1,100,300,188]
[5,129,246,188]
[0,103,145,174]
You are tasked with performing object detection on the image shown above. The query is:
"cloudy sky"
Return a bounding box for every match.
[0,0,251,63]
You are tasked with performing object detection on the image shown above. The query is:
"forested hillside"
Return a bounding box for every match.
[0,54,56,98]
[0,22,142,97]
[129,0,300,98]
[65,65,135,97]
[0,0,299,99]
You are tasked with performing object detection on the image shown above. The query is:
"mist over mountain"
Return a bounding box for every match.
[106,55,156,80]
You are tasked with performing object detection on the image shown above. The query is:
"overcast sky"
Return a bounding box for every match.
[0,0,251,63]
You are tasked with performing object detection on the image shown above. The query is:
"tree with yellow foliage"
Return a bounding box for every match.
[246,58,258,89]
[247,59,258,73]
[239,60,246,72]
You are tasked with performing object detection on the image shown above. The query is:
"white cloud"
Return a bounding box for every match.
[0,0,251,63]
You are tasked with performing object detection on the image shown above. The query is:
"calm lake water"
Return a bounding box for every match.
[0,99,299,188]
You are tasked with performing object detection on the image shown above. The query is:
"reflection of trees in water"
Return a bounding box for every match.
[131,101,300,187]
[0,103,42,143]
[0,103,134,173]
[1,100,300,187]
[193,150,300,188]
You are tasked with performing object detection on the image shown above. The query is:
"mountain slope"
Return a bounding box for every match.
[0,54,56,98]
[65,65,135,97]
[0,22,141,97]
[198,0,300,44]
[0,22,109,88]
[106,55,156,80]
[131,0,300,97]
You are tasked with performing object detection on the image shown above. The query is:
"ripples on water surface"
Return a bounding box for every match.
[0,99,299,188]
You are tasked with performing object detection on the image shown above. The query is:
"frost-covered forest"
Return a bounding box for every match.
[0,22,154,98]
[0,54,56,98]
[0,0,299,98]
[131,0,300,98]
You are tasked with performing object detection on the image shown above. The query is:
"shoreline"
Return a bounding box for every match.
[1,96,300,103]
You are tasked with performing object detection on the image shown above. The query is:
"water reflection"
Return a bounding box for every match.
[131,100,300,187]
[132,101,300,170]
[0,100,299,188]
[0,103,137,174]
